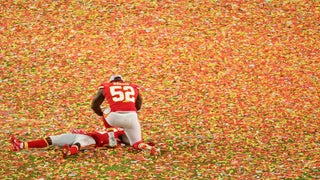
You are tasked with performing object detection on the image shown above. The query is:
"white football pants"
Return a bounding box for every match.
[50,134,96,148]
[105,112,141,146]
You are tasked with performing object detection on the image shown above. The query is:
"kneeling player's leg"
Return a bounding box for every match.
[122,113,142,146]
[125,114,159,155]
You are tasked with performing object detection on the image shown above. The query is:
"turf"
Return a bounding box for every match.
[1,0,319,179]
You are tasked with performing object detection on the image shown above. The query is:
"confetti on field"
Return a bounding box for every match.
[1,1,319,179]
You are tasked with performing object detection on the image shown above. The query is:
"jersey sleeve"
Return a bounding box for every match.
[99,82,107,89]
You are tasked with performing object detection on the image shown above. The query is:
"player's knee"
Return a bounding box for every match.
[74,142,81,149]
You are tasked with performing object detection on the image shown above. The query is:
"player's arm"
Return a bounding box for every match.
[91,88,105,116]
[135,90,142,111]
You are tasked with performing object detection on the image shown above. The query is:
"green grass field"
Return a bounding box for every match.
[1,0,319,179]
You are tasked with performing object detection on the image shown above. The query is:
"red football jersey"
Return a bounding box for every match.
[86,128,125,147]
[99,82,139,112]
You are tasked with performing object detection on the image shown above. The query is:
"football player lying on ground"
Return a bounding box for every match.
[10,127,155,158]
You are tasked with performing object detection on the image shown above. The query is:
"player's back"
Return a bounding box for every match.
[101,82,139,112]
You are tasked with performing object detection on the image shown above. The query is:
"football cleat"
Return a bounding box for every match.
[108,131,117,147]
[139,143,160,156]
[147,142,155,146]
[61,144,71,158]
[10,134,23,151]
[150,147,161,156]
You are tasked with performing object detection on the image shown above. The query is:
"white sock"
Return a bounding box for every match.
[108,132,115,138]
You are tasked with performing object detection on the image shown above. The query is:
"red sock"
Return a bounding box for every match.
[69,145,79,155]
[26,138,49,149]
[133,141,143,149]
